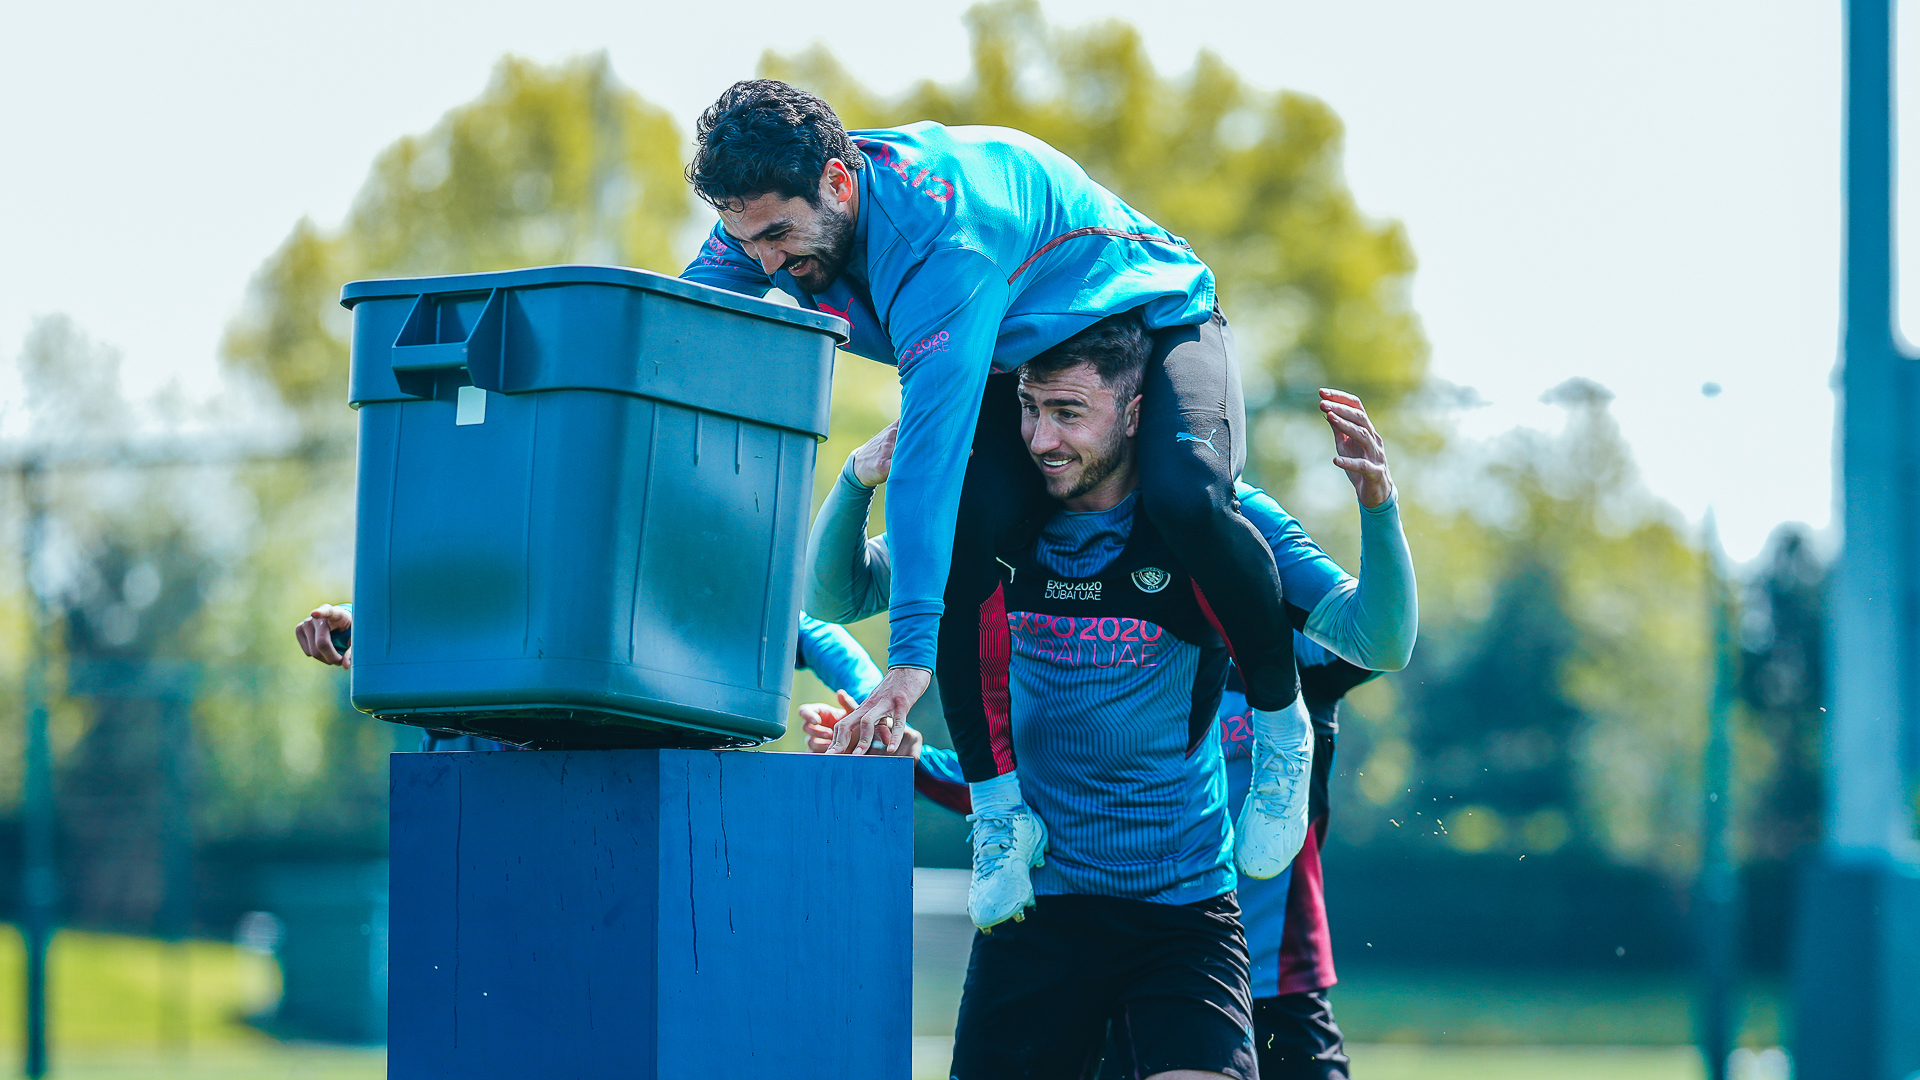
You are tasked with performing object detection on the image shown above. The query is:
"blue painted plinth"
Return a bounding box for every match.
[389,749,913,1079]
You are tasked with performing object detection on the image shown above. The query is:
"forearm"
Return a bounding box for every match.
[1303,494,1417,670]
[804,456,894,624]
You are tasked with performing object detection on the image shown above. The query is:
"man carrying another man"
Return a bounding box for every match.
[678,80,1317,920]
[802,312,1414,1078]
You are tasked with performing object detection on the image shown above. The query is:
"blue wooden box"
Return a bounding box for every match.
[389,748,913,1078]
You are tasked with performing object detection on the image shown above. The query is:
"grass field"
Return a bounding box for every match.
[0,922,1788,1079]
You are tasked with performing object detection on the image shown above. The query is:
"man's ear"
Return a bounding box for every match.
[1123,394,1143,437]
[823,159,855,207]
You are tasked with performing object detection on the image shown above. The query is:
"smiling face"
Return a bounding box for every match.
[1018,361,1143,512]
[717,159,858,295]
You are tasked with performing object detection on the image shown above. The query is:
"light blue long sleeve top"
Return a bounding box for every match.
[682,123,1217,671]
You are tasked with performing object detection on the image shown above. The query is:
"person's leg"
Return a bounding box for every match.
[1134,312,1298,712]
[1252,990,1349,1080]
[934,372,1056,928]
[937,371,1051,783]
[1103,892,1258,1080]
[1275,736,1339,990]
[950,895,1118,1080]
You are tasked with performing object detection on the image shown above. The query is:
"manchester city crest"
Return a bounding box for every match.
[1131,566,1171,594]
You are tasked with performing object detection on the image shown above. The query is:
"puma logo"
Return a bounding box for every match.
[1177,429,1219,456]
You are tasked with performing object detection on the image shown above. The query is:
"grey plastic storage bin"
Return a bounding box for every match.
[340,265,847,749]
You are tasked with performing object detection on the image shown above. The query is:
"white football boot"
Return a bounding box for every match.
[1235,698,1314,880]
[966,774,1048,930]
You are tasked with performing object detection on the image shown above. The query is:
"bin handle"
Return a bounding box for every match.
[390,289,505,393]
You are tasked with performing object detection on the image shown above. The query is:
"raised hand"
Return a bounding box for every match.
[1319,388,1394,509]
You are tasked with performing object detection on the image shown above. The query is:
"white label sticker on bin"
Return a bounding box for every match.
[456,385,487,426]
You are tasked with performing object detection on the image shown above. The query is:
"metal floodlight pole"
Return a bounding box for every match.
[1794,2,1920,1077]
[18,458,54,1080]
[1697,509,1737,1080]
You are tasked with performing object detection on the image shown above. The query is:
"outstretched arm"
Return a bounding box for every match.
[1306,389,1417,670]
[828,249,1009,756]
[1234,390,1416,672]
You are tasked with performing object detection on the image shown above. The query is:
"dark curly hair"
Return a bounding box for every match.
[1021,310,1150,405]
[688,80,864,211]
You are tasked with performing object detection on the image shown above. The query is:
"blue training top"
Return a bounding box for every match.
[985,493,1233,904]
[682,123,1217,671]
[918,634,1373,982]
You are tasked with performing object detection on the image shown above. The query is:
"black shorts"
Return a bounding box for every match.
[950,891,1256,1080]
[1094,987,1348,1080]
[1253,990,1349,1080]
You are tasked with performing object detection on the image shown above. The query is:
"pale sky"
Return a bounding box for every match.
[0,1,1857,561]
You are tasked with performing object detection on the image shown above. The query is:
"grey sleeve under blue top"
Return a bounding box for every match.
[803,454,895,626]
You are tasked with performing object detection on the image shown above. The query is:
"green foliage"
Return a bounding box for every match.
[1338,382,1721,877]
[1734,525,1826,862]
[224,53,691,433]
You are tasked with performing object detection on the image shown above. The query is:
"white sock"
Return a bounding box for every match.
[970,770,1024,815]
[1252,697,1312,754]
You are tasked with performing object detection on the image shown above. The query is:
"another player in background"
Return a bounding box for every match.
[294,602,505,751]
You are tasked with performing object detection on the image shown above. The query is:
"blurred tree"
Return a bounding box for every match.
[1736,524,1826,861]
[3,315,223,930]
[1337,380,1714,879]
[225,52,690,434]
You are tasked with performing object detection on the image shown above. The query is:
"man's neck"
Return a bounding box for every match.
[1061,470,1139,514]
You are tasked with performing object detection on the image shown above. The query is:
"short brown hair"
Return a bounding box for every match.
[1020,311,1150,404]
